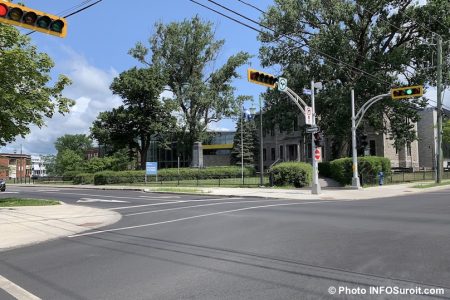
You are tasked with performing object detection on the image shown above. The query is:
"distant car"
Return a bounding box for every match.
[0,179,5,192]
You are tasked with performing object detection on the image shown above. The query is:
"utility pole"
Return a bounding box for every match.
[351,89,361,189]
[436,35,443,183]
[259,96,264,187]
[311,80,321,194]
[241,104,244,185]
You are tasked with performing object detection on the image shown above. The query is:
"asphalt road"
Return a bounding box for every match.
[1,186,450,299]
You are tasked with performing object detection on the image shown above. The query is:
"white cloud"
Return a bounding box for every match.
[1,49,122,155]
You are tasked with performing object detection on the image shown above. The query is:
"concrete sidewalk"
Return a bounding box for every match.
[0,202,121,251]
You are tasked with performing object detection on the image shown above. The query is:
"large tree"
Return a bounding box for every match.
[129,16,251,160]
[54,134,93,158]
[93,67,176,170]
[258,0,450,158]
[0,24,74,146]
[231,115,259,166]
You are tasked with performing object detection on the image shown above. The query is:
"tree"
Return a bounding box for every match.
[54,134,93,158]
[230,115,259,166]
[258,0,450,158]
[444,119,450,145]
[0,24,74,146]
[129,16,251,160]
[107,66,176,170]
[42,154,56,175]
[54,149,83,175]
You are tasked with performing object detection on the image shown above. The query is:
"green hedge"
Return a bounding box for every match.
[93,166,256,185]
[329,156,391,185]
[73,173,95,185]
[270,162,312,188]
[318,162,332,178]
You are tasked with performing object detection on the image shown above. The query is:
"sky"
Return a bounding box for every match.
[2,0,449,155]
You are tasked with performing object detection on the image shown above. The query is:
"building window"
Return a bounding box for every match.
[271,148,276,160]
[279,145,284,160]
[263,149,267,161]
[407,142,412,156]
[369,140,376,156]
[270,127,275,136]
[293,117,298,131]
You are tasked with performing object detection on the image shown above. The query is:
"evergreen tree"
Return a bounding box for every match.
[230,115,259,166]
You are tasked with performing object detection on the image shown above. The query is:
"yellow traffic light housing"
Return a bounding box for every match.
[0,2,67,38]
[247,69,278,88]
[391,85,423,100]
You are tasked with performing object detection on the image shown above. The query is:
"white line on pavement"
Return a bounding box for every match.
[0,192,18,194]
[37,191,180,201]
[125,199,301,216]
[110,201,187,210]
[77,198,130,203]
[139,195,181,199]
[68,200,335,238]
[0,275,41,300]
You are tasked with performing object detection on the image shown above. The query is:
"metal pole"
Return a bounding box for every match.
[436,36,443,183]
[351,89,361,188]
[259,96,264,186]
[241,105,244,185]
[311,80,321,194]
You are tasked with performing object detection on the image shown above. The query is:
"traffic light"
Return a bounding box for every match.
[247,69,278,88]
[314,132,324,147]
[391,85,423,100]
[0,2,67,38]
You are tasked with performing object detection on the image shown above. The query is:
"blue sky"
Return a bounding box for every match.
[3,0,275,155]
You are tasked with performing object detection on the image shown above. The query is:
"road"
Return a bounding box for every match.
[1,186,450,299]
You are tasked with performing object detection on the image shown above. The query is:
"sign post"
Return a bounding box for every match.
[146,162,158,183]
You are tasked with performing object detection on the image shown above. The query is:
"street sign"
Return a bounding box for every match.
[314,148,321,161]
[146,162,158,175]
[277,77,287,92]
[304,106,313,125]
[303,88,312,95]
[306,126,319,133]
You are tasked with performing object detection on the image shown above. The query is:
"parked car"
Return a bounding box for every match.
[0,179,5,192]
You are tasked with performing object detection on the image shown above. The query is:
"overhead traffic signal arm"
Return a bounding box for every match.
[391,85,423,100]
[0,2,67,38]
[247,69,278,88]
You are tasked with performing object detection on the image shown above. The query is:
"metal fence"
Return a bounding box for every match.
[360,170,450,186]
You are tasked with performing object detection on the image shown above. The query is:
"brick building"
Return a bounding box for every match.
[0,153,31,179]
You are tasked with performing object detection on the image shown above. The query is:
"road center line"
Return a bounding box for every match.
[0,275,41,300]
[68,200,335,238]
[125,199,303,216]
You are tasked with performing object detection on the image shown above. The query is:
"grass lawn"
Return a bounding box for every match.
[0,198,60,207]
[412,180,450,188]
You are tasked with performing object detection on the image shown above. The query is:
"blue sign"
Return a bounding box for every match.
[146,162,157,175]
[303,88,312,95]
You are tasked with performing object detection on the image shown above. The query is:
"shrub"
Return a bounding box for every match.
[93,166,256,185]
[329,156,391,185]
[270,162,312,188]
[73,173,95,185]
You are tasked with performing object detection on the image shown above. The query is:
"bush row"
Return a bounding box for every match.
[69,166,256,185]
[327,156,391,185]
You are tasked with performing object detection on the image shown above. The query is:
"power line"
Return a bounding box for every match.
[196,0,393,88]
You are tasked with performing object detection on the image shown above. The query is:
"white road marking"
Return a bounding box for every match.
[125,199,300,216]
[0,274,41,300]
[110,197,245,210]
[139,195,181,199]
[76,198,130,203]
[36,189,61,192]
[68,200,335,238]
[0,192,18,194]
[37,191,186,201]
[110,201,186,210]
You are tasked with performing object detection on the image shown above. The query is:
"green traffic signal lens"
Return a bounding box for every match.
[36,16,51,28]
[50,20,64,32]
[406,89,413,95]
[8,7,23,21]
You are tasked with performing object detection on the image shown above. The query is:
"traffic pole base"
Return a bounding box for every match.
[351,177,362,189]
[312,183,321,195]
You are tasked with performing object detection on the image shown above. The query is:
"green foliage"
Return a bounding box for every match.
[92,166,255,185]
[258,0,450,158]
[54,149,83,175]
[72,173,95,185]
[270,162,312,188]
[444,119,450,145]
[54,134,93,158]
[129,16,251,158]
[230,116,259,166]
[329,156,391,185]
[0,24,74,145]
[318,162,332,178]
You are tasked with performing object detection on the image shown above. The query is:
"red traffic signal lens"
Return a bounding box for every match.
[50,20,64,32]
[23,12,37,25]
[36,16,51,28]
[8,7,23,21]
[0,4,8,17]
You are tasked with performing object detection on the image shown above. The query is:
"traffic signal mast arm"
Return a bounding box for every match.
[282,87,308,115]
[354,93,390,129]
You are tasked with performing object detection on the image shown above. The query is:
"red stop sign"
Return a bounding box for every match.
[314,149,321,160]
